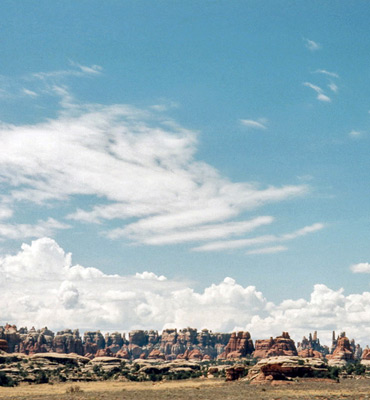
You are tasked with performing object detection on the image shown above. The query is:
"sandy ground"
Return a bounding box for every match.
[1,378,370,399]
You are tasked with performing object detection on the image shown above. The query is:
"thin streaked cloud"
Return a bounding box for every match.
[192,222,324,252]
[240,118,268,130]
[304,38,321,51]
[314,69,339,79]
[303,82,331,102]
[246,245,288,255]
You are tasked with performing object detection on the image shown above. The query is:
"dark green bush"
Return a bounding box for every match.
[0,372,17,387]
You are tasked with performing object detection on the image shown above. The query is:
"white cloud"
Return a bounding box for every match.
[0,218,69,240]
[351,263,370,273]
[192,222,324,252]
[32,62,103,80]
[349,130,362,137]
[317,93,331,102]
[328,82,338,93]
[135,271,167,281]
[240,118,267,130]
[109,216,275,245]
[22,88,38,97]
[68,61,103,75]
[314,69,339,79]
[2,238,370,345]
[246,245,287,255]
[0,93,308,246]
[0,205,13,220]
[303,82,331,102]
[304,38,321,51]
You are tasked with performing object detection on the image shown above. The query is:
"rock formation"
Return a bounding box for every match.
[253,332,297,359]
[297,331,328,357]
[248,356,327,383]
[1,324,368,366]
[218,331,254,359]
[326,334,354,366]
[297,348,323,359]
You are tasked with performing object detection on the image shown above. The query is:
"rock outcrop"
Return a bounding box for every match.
[253,332,297,359]
[225,364,247,381]
[248,356,327,383]
[2,324,368,366]
[298,348,323,359]
[218,331,254,359]
[297,331,329,356]
[361,346,370,365]
[326,335,354,366]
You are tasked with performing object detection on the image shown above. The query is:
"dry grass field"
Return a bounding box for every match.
[0,378,370,400]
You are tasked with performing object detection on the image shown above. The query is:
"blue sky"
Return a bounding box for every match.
[1,1,370,342]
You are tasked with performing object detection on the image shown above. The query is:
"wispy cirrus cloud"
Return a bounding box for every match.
[32,62,102,80]
[192,222,324,252]
[0,218,70,241]
[304,38,321,51]
[0,62,102,101]
[349,130,363,138]
[0,78,310,248]
[328,82,338,93]
[303,82,331,102]
[314,69,339,79]
[240,118,267,130]
[246,245,287,255]
[108,216,275,245]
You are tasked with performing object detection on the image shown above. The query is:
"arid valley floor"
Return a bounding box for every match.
[1,378,370,400]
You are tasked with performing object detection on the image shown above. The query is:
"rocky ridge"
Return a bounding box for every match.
[0,325,364,365]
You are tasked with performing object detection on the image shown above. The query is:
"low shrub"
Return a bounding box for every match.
[0,372,17,387]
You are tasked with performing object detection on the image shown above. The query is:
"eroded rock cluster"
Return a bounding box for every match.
[0,325,233,361]
[0,324,366,366]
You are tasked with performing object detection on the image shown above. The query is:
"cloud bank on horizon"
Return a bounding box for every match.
[1,237,370,346]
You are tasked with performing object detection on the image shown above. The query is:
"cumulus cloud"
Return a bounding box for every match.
[351,263,370,273]
[303,82,331,102]
[0,88,309,247]
[2,238,370,345]
[240,118,267,130]
[304,38,321,51]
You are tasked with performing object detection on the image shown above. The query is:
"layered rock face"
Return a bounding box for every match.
[253,332,297,359]
[326,335,354,366]
[218,331,254,359]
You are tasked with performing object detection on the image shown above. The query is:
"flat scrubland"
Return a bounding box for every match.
[1,378,370,400]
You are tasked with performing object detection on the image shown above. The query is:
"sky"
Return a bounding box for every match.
[1,1,370,345]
